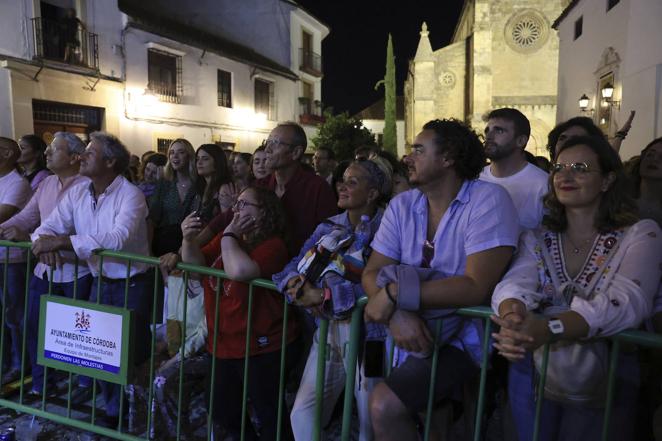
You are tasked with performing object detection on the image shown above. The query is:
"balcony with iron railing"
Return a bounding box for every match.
[147,82,182,104]
[298,97,325,125]
[30,17,99,71]
[299,48,323,77]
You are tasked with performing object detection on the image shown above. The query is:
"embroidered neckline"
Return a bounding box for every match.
[543,229,623,290]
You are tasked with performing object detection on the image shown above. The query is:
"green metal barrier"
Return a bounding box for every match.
[1,240,662,441]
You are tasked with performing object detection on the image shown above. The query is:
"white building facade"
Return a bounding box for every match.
[554,0,662,159]
[354,97,406,158]
[0,0,328,155]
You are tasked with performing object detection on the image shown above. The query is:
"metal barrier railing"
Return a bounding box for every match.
[1,240,662,441]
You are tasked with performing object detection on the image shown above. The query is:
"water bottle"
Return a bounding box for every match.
[354,215,372,250]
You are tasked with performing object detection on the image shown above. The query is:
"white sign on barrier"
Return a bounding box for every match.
[41,300,124,374]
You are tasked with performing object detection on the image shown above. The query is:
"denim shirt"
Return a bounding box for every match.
[273,210,387,339]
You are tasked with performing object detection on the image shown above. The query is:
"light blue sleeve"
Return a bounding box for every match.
[371,199,402,261]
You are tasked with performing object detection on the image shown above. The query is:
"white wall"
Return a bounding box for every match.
[0,68,14,137]
[289,8,327,103]
[123,0,295,69]
[0,0,314,157]
[0,0,124,78]
[121,27,298,155]
[0,0,32,59]
[363,119,406,158]
[556,0,662,159]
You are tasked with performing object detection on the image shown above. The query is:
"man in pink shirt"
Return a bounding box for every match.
[0,132,90,395]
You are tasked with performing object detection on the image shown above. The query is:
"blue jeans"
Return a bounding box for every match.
[90,271,153,417]
[508,351,639,441]
[0,263,27,371]
[26,273,93,393]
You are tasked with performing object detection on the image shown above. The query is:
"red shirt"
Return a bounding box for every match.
[201,233,298,359]
[208,165,337,256]
[266,165,337,256]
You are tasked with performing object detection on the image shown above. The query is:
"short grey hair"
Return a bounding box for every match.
[89,131,130,174]
[54,132,86,155]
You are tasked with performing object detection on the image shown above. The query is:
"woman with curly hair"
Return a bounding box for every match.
[492,135,662,441]
[180,186,299,441]
[149,139,198,256]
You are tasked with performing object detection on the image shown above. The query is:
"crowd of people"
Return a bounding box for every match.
[0,108,661,441]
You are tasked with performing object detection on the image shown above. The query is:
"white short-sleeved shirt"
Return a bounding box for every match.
[0,169,32,262]
[479,163,549,230]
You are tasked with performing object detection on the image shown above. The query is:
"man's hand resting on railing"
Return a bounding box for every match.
[159,252,181,275]
[32,234,71,255]
[388,310,433,356]
[38,251,63,268]
[0,226,30,242]
[364,283,397,324]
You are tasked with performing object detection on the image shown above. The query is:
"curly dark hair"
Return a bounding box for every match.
[242,187,288,248]
[546,117,605,159]
[542,136,638,233]
[422,119,486,180]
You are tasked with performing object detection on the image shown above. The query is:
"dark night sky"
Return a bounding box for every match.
[295,0,465,115]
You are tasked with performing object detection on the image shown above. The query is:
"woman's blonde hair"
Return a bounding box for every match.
[163,138,197,181]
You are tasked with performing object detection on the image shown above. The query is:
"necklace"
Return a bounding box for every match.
[563,232,597,254]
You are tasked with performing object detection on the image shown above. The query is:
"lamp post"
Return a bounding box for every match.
[579,94,590,112]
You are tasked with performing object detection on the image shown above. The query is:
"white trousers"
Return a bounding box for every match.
[290,321,380,441]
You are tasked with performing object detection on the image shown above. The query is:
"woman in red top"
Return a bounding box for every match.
[181,186,299,441]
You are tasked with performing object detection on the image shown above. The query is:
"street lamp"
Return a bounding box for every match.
[600,82,620,109]
[578,94,590,112]
[601,82,614,100]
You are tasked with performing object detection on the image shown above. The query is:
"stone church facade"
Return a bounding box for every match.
[404,0,570,156]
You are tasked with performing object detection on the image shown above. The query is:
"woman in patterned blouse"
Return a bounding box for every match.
[491,135,662,441]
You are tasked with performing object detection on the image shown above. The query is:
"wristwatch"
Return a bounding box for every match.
[547,318,564,342]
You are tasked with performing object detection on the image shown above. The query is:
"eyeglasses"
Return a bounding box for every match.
[233,199,260,210]
[551,162,601,174]
[264,138,295,149]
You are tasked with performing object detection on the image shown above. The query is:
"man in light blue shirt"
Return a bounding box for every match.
[362,119,519,440]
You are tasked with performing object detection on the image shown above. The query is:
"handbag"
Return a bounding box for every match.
[532,230,623,407]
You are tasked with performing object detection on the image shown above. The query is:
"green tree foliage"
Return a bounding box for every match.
[312,111,376,162]
[382,34,397,155]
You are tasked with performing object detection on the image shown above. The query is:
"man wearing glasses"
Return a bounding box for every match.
[264,122,337,256]
[362,119,519,440]
[481,108,548,230]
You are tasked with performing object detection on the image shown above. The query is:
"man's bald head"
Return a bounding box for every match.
[0,137,20,164]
